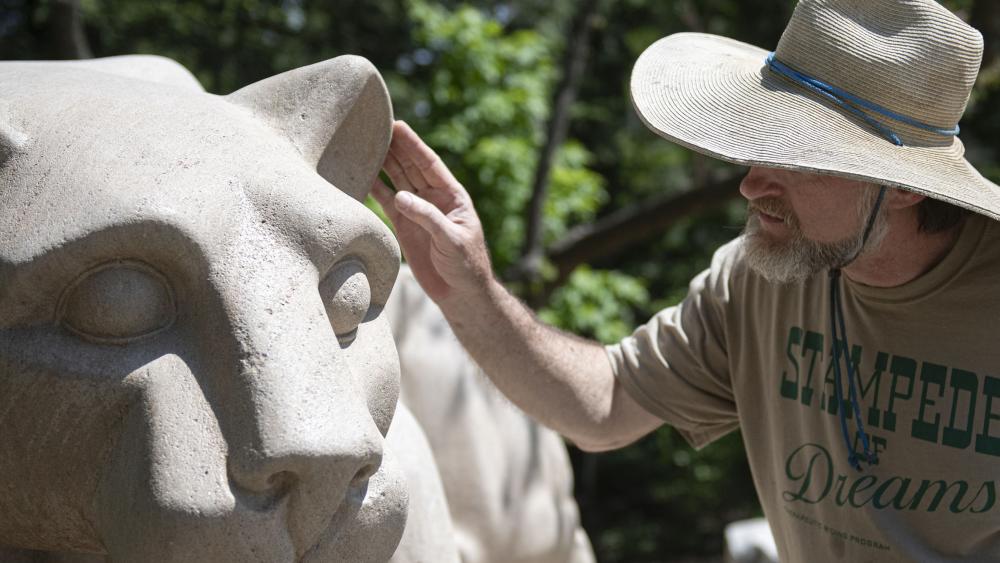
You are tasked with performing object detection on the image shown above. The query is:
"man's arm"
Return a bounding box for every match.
[372,121,662,451]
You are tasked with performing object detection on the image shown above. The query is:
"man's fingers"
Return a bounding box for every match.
[391,121,438,167]
[401,159,430,193]
[384,152,415,193]
[391,121,462,190]
[371,177,399,217]
[394,191,454,243]
[389,125,431,192]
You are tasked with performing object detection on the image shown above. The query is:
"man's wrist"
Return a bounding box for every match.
[438,275,507,324]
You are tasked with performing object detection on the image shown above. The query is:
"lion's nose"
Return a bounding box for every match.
[227,413,383,507]
[229,368,383,508]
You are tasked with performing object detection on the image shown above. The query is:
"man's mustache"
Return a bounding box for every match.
[748,197,798,227]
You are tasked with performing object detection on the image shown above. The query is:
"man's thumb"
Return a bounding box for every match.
[395,191,452,240]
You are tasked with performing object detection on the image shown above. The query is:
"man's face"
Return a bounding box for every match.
[738,166,887,282]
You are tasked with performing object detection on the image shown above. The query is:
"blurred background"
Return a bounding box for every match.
[3,0,998,561]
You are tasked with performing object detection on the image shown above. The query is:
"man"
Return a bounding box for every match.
[372,0,1000,560]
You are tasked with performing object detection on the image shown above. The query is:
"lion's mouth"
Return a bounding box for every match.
[298,479,371,561]
[228,469,373,561]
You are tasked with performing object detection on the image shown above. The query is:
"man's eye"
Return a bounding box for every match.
[58,261,176,344]
[320,259,371,345]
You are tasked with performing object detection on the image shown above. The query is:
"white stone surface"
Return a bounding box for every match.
[724,518,779,563]
[388,266,596,563]
[0,55,453,562]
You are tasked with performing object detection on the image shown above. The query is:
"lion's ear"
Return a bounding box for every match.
[226,56,393,202]
[0,101,29,165]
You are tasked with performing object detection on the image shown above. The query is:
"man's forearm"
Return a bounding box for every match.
[438,278,658,451]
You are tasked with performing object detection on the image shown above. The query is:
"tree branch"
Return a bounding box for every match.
[543,175,741,287]
[519,0,602,282]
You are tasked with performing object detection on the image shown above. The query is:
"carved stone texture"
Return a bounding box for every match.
[0,54,433,562]
[387,267,596,563]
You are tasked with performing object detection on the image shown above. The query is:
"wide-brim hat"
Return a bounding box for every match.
[630,0,1000,221]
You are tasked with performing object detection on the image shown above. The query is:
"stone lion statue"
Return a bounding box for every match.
[387,266,595,563]
[0,53,459,562]
[0,54,591,563]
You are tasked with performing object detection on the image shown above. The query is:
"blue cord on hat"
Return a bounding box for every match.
[765,52,960,146]
[829,269,878,470]
[764,50,939,469]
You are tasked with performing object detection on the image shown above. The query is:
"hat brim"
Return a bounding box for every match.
[630,33,1000,221]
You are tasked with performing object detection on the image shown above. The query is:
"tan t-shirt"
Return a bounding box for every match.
[607,213,1000,562]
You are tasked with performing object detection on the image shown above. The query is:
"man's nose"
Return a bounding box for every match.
[738,166,783,201]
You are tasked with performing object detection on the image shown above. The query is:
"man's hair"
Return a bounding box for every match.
[917,196,970,233]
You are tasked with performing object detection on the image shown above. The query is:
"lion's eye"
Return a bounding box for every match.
[320,260,371,345]
[58,261,176,344]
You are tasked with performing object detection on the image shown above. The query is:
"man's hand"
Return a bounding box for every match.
[372,121,494,305]
[372,123,662,449]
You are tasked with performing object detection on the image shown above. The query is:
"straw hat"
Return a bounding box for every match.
[630,0,1000,220]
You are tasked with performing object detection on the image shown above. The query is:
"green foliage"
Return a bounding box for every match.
[6,1,1000,560]
[544,141,607,243]
[389,0,608,271]
[539,266,647,344]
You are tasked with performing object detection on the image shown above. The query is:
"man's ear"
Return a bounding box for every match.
[226,56,392,202]
[885,186,926,210]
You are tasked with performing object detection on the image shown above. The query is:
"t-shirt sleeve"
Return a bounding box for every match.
[605,241,740,449]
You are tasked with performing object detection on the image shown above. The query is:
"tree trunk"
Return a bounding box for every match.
[533,175,741,296]
[518,0,602,294]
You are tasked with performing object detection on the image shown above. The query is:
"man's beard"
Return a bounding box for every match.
[742,186,888,283]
